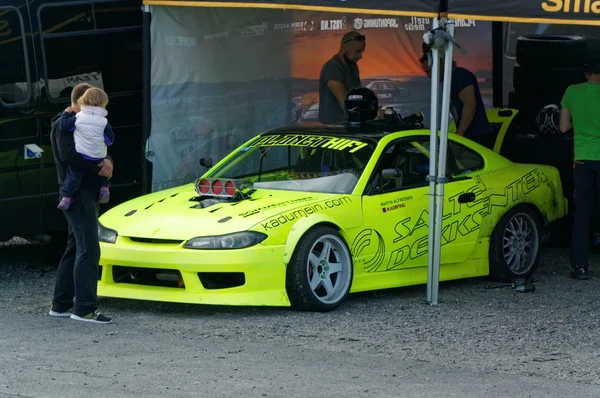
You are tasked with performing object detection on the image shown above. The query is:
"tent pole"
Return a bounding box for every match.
[426,18,441,304]
[431,19,456,306]
[141,4,152,194]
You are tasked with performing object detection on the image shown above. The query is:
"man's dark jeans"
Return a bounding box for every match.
[570,160,600,270]
[62,164,109,197]
[52,188,100,316]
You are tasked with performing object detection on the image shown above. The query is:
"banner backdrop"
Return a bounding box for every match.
[148,6,493,191]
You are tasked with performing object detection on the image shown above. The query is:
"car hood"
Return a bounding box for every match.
[99,184,337,240]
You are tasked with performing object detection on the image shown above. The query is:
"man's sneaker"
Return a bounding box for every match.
[99,187,110,204]
[570,267,590,280]
[57,197,72,210]
[70,310,113,324]
[48,307,73,318]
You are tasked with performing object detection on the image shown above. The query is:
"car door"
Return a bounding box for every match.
[360,136,486,274]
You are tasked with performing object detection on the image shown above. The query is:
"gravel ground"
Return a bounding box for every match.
[1,237,600,397]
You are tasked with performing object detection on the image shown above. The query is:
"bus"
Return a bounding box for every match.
[0,0,145,249]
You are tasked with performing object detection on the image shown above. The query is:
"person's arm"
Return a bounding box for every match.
[327,80,347,108]
[559,87,573,133]
[104,123,115,146]
[98,157,113,178]
[456,85,477,136]
[323,62,347,108]
[59,111,76,133]
[559,109,573,133]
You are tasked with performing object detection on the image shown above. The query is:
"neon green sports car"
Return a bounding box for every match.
[97,123,567,312]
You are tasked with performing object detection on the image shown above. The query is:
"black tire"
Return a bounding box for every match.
[285,226,353,312]
[516,35,588,68]
[489,205,542,282]
[508,90,565,132]
[513,65,587,95]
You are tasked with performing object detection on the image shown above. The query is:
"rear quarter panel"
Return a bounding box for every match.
[472,162,567,237]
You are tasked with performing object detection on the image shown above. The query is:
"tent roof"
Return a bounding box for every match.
[142,0,440,17]
[447,0,600,26]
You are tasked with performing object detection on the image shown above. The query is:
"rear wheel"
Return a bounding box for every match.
[489,205,542,282]
[286,227,353,312]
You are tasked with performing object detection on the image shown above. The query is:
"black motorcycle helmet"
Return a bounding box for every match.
[344,87,379,125]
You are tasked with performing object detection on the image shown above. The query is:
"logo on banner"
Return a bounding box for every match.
[541,0,600,13]
[455,19,477,27]
[353,18,399,29]
[274,21,314,32]
[165,35,198,47]
[204,30,230,41]
[241,22,268,37]
[404,17,431,32]
[320,17,347,31]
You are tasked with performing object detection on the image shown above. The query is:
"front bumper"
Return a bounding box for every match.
[98,237,290,307]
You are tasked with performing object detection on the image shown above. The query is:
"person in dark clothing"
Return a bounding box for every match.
[48,82,114,324]
[318,30,365,124]
[559,59,600,280]
[420,54,494,149]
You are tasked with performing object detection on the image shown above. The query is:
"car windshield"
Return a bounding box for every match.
[207,133,377,194]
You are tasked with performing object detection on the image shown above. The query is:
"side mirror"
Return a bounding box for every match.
[382,168,403,179]
[199,158,213,170]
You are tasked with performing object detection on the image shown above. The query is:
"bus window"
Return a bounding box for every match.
[37,0,142,101]
[0,6,32,107]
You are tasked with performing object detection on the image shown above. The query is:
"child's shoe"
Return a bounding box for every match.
[99,186,110,204]
[57,197,71,210]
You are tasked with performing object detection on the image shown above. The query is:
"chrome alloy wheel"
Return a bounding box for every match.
[502,212,539,274]
[306,234,352,305]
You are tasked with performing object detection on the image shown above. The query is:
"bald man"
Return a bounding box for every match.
[318,30,366,123]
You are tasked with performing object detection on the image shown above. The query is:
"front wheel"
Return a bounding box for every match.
[286,227,353,312]
[489,205,542,282]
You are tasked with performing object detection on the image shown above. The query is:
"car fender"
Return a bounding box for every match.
[282,214,349,264]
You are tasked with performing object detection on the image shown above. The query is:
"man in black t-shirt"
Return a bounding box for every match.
[318,30,365,123]
[420,54,494,149]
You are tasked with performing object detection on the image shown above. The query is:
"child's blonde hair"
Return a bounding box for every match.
[78,87,109,108]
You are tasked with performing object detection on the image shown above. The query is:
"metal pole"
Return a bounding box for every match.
[431,19,456,306]
[426,18,441,304]
[141,4,152,194]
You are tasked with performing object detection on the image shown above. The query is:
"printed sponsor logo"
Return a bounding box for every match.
[455,19,477,27]
[204,30,230,41]
[384,169,549,271]
[380,195,413,207]
[542,0,600,14]
[250,134,369,153]
[165,35,198,47]
[274,21,314,32]
[353,18,399,30]
[380,195,412,213]
[241,23,268,37]
[260,197,352,231]
[382,203,406,213]
[404,16,430,32]
[320,17,347,31]
[238,197,317,218]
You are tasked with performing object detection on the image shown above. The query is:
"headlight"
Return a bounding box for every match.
[98,223,118,244]
[183,231,267,250]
